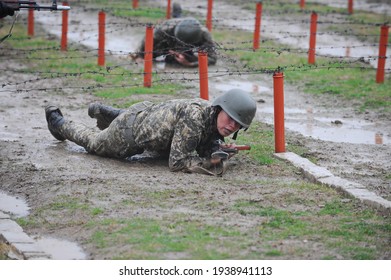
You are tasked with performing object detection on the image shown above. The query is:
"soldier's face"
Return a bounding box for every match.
[217,110,241,137]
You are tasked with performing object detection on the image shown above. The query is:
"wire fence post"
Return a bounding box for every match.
[308,11,318,65]
[166,0,171,19]
[133,0,138,9]
[98,11,105,66]
[198,51,209,100]
[253,1,262,51]
[376,25,389,84]
[348,0,354,14]
[273,71,285,153]
[60,1,69,51]
[144,24,154,88]
[27,4,34,37]
[206,0,213,32]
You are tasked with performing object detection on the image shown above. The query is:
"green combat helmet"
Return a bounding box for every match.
[174,18,202,44]
[212,88,257,129]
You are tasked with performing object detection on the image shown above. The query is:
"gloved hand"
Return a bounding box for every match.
[0,2,15,18]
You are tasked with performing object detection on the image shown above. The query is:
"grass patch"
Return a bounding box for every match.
[88,217,243,259]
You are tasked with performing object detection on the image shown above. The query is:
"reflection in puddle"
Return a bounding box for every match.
[0,191,30,217]
[214,80,389,145]
[34,236,87,260]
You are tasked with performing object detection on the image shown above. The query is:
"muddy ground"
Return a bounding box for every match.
[0,0,390,259]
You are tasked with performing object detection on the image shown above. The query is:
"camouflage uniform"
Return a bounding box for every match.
[135,18,217,65]
[58,99,223,173]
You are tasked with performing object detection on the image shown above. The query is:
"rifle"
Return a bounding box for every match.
[211,140,251,160]
[3,0,70,12]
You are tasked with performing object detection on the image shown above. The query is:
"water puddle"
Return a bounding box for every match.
[0,191,30,217]
[34,236,87,260]
[213,80,389,145]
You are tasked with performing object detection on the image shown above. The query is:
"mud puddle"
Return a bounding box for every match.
[34,236,87,260]
[0,191,30,218]
[31,8,144,56]
[0,192,86,260]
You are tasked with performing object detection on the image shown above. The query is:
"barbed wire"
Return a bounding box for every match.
[1,1,389,94]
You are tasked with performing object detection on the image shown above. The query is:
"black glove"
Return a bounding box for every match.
[0,2,15,18]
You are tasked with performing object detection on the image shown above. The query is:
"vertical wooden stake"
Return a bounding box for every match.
[198,51,209,100]
[98,11,105,67]
[144,24,154,88]
[376,25,389,84]
[28,5,34,37]
[308,12,318,65]
[348,0,354,14]
[61,2,69,51]
[206,0,213,32]
[133,0,138,9]
[253,2,262,51]
[166,0,172,19]
[273,71,285,153]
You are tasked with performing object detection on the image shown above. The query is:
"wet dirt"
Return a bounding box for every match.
[0,0,390,259]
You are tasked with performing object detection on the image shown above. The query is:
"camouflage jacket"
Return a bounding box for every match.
[132,98,223,172]
[136,18,217,65]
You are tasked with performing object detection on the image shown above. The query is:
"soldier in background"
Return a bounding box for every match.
[44,89,257,175]
[131,17,217,67]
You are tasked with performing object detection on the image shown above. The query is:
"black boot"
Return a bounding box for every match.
[88,103,124,130]
[45,105,66,141]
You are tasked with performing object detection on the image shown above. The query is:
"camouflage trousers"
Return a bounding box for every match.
[59,102,153,158]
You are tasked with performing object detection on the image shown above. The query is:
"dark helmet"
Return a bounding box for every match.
[212,88,257,128]
[174,18,202,44]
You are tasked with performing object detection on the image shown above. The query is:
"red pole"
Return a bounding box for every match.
[166,0,171,19]
[376,25,389,84]
[273,71,285,153]
[206,0,213,32]
[27,5,34,37]
[300,0,305,9]
[198,51,209,100]
[308,12,318,64]
[61,2,69,51]
[133,0,138,9]
[348,0,353,14]
[253,2,262,51]
[98,11,105,66]
[144,24,154,88]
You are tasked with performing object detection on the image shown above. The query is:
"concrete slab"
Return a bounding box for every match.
[0,219,23,232]
[0,230,36,244]
[12,242,45,254]
[274,151,391,213]
[0,212,10,219]
[274,152,334,182]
